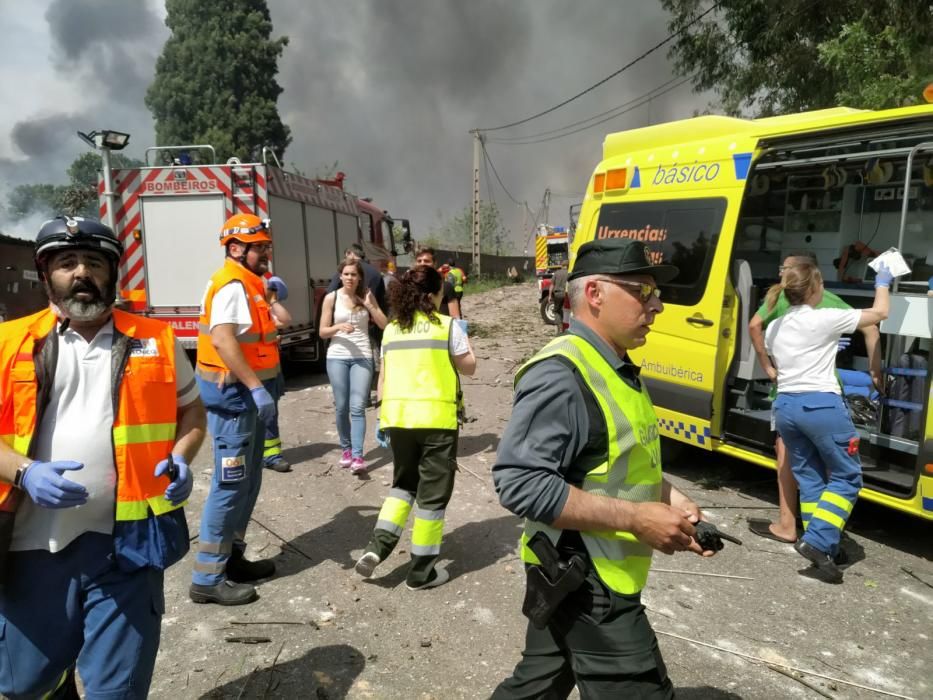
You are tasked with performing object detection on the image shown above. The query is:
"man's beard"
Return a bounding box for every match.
[49,279,115,322]
[246,257,269,276]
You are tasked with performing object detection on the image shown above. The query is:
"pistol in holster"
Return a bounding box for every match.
[521,531,587,630]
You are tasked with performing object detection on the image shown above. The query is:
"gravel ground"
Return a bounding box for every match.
[150,282,932,700]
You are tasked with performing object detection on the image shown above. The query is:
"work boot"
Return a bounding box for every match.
[189,580,258,605]
[406,567,451,591]
[226,549,276,583]
[794,540,843,584]
[263,456,292,473]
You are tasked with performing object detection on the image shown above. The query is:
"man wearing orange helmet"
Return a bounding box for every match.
[189,213,282,605]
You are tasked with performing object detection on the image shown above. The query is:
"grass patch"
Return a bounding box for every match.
[463,275,516,295]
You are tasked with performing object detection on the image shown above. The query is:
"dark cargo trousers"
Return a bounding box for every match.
[492,570,674,699]
[364,428,458,587]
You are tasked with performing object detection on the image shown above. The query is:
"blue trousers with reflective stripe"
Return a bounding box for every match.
[0,533,163,699]
[193,377,266,586]
[774,392,862,556]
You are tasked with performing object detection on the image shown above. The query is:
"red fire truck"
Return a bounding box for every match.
[98,144,411,363]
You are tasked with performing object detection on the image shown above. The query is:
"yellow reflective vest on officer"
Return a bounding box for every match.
[518,334,663,595]
[380,312,458,430]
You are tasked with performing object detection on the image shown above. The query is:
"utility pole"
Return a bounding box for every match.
[543,187,551,226]
[470,130,483,276]
[521,202,527,254]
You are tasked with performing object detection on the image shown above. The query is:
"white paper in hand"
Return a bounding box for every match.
[868,248,912,278]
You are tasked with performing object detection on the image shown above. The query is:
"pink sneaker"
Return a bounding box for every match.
[339,449,352,468]
[350,457,367,475]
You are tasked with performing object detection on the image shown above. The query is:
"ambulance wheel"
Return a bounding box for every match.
[540,298,560,325]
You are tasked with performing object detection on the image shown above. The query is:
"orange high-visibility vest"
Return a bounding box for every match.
[196,259,280,385]
[0,308,189,570]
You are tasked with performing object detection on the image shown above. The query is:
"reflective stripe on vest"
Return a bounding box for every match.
[0,309,183,522]
[516,334,663,595]
[380,312,458,430]
[196,259,280,384]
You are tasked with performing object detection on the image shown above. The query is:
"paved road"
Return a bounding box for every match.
[151,283,932,699]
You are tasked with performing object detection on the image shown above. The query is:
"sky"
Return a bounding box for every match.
[0,0,711,252]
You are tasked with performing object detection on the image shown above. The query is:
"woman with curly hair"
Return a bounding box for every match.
[354,265,475,590]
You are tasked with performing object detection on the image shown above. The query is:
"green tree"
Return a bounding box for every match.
[7,152,143,221]
[428,202,512,255]
[662,0,932,116]
[146,0,291,163]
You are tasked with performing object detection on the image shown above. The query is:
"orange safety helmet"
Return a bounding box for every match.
[219,213,272,246]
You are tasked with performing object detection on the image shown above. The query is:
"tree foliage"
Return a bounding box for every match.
[662,0,933,116]
[427,202,512,255]
[8,152,143,222]
[145,0,291,162]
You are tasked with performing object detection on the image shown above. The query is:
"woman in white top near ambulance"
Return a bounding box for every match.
[765,259,892,582]
[320,258,387,474]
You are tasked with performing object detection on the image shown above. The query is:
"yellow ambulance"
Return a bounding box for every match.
[571,104,933,520]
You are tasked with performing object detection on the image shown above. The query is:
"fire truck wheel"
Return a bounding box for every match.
[540,298,560,325]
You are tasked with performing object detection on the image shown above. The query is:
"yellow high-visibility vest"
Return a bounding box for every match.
[381,312,459,430]
[517,334,663,595]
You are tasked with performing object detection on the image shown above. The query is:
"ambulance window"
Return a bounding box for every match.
[592,198,726,306]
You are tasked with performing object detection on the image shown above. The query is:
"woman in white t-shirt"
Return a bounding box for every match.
[319,259,387,474]
[764,260,891,583]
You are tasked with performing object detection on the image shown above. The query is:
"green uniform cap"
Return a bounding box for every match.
[569,239,679,283]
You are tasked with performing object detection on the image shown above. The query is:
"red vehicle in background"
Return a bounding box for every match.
[99,144,412,364]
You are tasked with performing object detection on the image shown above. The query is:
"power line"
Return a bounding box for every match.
[486,76,692,146]
[480,140,523,207]
[489,75,686,143]
[474,1,722,133]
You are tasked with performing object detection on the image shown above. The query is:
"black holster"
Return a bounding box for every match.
[521,532,587,630]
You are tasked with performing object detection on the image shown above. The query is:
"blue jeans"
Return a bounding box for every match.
[0,533,163,699]
[327,357,373,458]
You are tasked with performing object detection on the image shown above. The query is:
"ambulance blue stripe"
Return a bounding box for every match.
[923,496,933,511]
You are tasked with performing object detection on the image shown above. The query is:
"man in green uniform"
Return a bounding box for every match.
[492,238,715,699]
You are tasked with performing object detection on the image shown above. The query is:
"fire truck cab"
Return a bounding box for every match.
[535,224,570,324]
[100,144,411,364]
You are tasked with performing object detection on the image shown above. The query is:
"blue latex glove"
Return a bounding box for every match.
[837,336,851,352]
[251,386,277,431]
[267,276,289,302]
[874,262,894,288]
[21,460,87,508]
[374,419,390,448]
[155,455,192,506]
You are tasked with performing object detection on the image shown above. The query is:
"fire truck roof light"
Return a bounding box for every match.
[101,131,131,149]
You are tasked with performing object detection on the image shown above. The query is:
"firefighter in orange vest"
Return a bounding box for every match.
[190,213,281,606]
[0,216,206,699]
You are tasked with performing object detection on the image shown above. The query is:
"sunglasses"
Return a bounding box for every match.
[596,278,661,302]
